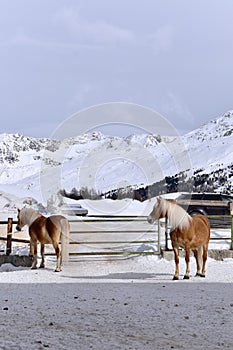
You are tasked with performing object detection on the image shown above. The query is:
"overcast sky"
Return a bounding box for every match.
[0,0,233,139]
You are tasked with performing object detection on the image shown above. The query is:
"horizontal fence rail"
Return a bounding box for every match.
[0,214,233,258]
[0,216,161,258]
[68,216,161,258]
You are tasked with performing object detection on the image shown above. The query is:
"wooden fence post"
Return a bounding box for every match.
[6,218,13,256]
[230,203,233,250]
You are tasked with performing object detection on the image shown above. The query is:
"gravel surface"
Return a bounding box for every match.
[1,256,233,349]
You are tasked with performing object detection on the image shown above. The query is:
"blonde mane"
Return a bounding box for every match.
[155,197,192,230]
[161,198,192,230]
[20,207,42,227]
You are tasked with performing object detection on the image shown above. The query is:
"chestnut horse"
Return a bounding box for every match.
[147,197,210,280]
[16,208,70,272]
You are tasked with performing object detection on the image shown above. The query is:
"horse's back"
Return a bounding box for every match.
[29,216,53,244]
[29,215,69,243]
[192,214,210,241]
[192,214,210,228]
[47,215,70,232]
[49,214,68,221]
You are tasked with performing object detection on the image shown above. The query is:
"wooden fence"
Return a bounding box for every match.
[0,213,233,259]
[0,216,161,258]
[68,216,161,258]
[0,218,30,255]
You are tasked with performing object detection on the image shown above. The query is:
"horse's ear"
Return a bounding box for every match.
[17,208,20,213]
[157,196,161,203]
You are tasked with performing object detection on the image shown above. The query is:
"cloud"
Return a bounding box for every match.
[147,25,175,56]
[53,7,135,47]
[68,82,96,112]
[0,5,135,52]
[0,27,36,47]
[161,92,194,132]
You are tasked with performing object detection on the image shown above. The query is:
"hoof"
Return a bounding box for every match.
[39,265,45,269]
[173,275,179,280]
[195,273,205,278]
[183,275,190,280]
[31,266,37,270]
[55,268,62,272]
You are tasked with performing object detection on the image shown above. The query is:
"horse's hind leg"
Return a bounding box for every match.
[201,244,208,277]
[29,239,34,257]
[173,247,179,280]
[39,244,45,268]
[31,241,38,269]
[193,248,202,276]
[53,243,62,272]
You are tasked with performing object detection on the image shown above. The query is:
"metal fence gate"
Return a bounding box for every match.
[68,216,161,259]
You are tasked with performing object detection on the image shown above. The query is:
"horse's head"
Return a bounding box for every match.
[16,208,24,231]
[147,196,164,224]
[16,207,31,231]
[16,207,41,231]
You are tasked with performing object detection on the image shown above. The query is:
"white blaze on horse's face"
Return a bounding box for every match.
[147,211,155,224]
[147,198,162,224]
[16,209,24,231]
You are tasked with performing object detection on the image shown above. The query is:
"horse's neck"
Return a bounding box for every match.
[166,203,191,230]
[25,210,42,227]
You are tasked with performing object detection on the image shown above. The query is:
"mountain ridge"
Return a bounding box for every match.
[0,110,233,204]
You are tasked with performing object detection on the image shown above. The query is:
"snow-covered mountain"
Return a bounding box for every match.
[0,110,233,206]
[183,110,233,171]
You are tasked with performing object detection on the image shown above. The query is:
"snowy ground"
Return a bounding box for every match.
[1,279,232,350]
[1,198,233,349]
[1,256,233,349]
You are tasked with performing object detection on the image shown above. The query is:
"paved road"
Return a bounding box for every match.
[0,282,232,349]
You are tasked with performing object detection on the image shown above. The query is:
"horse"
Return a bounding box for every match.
[16,208,70,272]
[147,196,210,280]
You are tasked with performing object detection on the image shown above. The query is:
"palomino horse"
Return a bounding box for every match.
[147,197,210,280]
[16,208,70,272]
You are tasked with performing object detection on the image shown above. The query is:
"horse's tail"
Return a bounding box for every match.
[60,218,70,264]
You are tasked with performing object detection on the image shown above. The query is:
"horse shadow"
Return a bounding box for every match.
[61,272,172,281]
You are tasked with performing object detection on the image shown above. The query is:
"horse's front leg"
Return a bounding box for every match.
[173,247,179,280]
[184,247,191,279]
[39,244,45,268]
[30,240,38,269]
[53,243,62,272]
[29,239,34,257]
